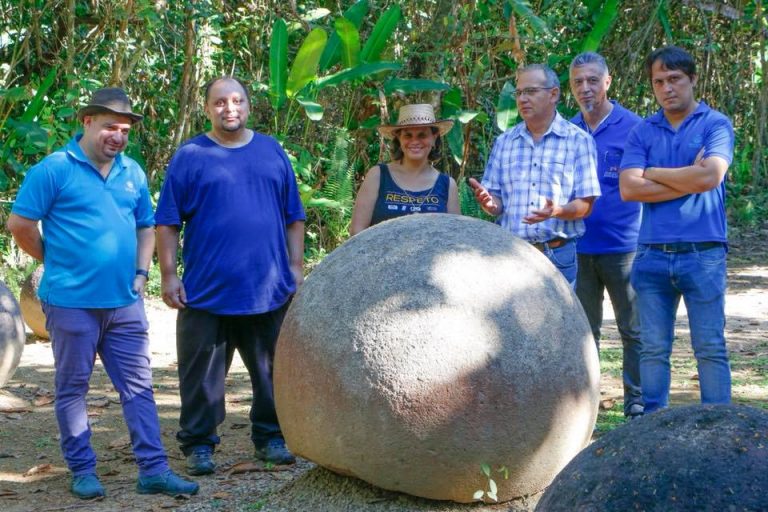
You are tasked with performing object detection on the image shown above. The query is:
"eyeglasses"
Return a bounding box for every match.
[512,87,556,98]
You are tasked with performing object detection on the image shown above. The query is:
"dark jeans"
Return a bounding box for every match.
[576,252,643,415]
[175,303,289,455]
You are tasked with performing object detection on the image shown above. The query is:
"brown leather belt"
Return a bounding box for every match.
[531,237,570,251]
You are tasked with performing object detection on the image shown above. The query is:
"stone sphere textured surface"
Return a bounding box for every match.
[536,404,768,511]
[274,214,600,503]
[0,280,26,387]
[20,266,49,339]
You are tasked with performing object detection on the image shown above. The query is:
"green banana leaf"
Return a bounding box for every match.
[269,18,288,109]
[360,5,401,63]
[319,0,369,72]
[296,96,324,121]
[383,78,450,94]
[286,28,328,98]
[335,18,360,69]
[580,0,619,52]
[315,61,401,90]
[496,81,518,132]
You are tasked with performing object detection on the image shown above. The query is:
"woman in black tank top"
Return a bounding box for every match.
[350,104,461,235]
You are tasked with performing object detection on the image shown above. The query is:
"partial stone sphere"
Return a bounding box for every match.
[20,266,49,339]
[536,404,768,511]
[274,214,600,503]
[0,280,26,387]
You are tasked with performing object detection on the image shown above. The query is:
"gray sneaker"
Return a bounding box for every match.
[627,403,645,419]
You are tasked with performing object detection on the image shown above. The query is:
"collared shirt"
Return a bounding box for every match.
[481,112,600,242]
[12,135,154,308]
[571,101,642,254]
[620,102,734,244]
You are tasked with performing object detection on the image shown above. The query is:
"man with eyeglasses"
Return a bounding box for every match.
[619,46,733,413]
[569,52,644,420]
[469,63,600,286]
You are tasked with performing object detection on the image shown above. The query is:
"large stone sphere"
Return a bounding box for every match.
[20,266,49,339]
[536,404,768,511]
[0,280,26,387]
[274,214,600,503]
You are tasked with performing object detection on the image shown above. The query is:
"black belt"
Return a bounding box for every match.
[531,237,571,251]
[644,241,724,253]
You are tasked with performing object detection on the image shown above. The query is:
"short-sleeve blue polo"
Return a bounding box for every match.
[620,102,734,244]
[11,135,154,308]
[571,101,642,254]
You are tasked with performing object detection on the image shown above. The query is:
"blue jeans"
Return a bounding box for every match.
[576,252,643,415]
[630,244,731,412]
[542,239,577,288]
[43,300,169,477]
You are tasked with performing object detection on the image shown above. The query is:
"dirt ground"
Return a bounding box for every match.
[1,228,766,512]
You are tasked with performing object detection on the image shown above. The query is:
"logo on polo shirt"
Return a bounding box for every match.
[125,180,136,193]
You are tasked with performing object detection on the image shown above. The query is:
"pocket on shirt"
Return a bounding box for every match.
[541,160,566,202]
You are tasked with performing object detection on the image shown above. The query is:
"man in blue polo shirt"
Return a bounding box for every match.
[620,46,734,412]
[7,88,198,498]
[569,52,644,419]
[155,77,305,475]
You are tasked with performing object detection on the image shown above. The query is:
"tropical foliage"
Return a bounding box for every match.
[1,0,765,286]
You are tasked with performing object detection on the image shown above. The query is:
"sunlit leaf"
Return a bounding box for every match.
[319,0,369,72]
[472,490,485,500]
[302,8,330,22]
[296,96,324,121]
[489,478,498,495]
[458,111,479,123]
[21,68,56,123]
[286,28,328,97]
[335,18,360,68]
[480,463,491,477]
[506,0,551,35]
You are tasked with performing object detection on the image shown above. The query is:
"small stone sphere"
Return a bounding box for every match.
[20,266,49,339]
[274,214,600,503]
[536,404,768,512]
[0,280,26,387]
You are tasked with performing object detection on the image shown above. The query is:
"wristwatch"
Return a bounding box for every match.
[135,269,150,279]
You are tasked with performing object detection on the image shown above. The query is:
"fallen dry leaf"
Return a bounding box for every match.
[599,399,615,410]
[23,463,52,477]
[33,396,55,407]
[212,492,230,499]
[0,489,18,497]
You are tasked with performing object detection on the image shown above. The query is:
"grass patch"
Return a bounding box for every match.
[594,401,625,437]
[599,347,623,378]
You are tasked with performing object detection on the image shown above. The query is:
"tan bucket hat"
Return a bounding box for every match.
[377,104,454,139]
[77,87,143,123]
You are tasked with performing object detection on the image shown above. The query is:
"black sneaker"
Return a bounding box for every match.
[185,445,215,475]
[254,438,296,465]
[627,403,645,420]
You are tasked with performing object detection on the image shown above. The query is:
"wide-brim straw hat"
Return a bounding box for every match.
[77,87,143,123]
[377,104,454,139]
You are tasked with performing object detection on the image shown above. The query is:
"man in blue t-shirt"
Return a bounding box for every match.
[155,77,306,475]
[620,46,734,413]
[569,52,644,419]
[7,88,198,499]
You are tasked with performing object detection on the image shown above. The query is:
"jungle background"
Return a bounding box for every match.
[1,1,767,511]
[0,0,766,288]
